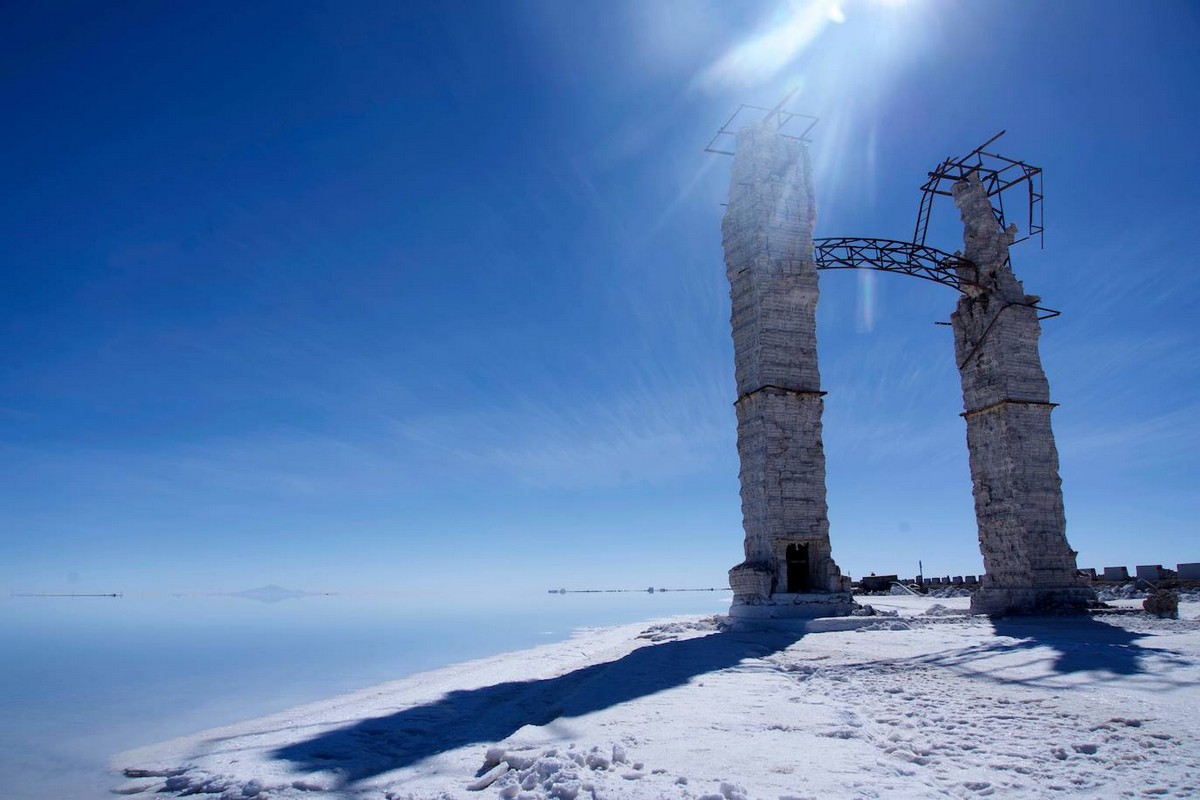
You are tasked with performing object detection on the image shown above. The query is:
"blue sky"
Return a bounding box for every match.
[2,0,1197,594]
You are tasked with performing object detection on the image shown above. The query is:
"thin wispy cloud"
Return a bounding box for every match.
[3,0,1196,590]
[390,380,732,490]
[1058,407,1200,466]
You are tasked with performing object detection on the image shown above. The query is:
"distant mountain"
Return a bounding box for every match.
[229,585,312,604]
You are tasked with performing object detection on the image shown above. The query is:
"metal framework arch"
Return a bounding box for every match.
[813,237,970,291]
[812,236,1061,320]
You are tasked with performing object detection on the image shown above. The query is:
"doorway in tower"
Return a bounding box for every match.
[785,543,811,593]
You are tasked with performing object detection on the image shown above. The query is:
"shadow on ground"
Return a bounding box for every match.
[907,613,1198,691]
[272,627,801,786]
[992,614,1151,677]
[269,614,1199,788]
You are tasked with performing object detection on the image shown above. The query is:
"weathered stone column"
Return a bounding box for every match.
[950,172,1094,615]
[722,121,854,621]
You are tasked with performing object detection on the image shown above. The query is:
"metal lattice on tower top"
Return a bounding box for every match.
[913,130,1044,249]
[706,107,1052,316]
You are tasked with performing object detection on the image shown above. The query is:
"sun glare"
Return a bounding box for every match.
[696,0,916,91]
[696,1,837,90]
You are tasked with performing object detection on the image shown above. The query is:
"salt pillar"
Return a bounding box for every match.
[950,172,1094,615]
[723,121,854,621]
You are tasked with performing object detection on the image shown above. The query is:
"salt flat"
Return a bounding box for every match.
[114,597,1200,799]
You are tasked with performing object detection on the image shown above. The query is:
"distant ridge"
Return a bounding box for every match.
[227,585,332,604]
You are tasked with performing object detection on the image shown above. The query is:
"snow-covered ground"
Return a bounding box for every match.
[114,597,1200,799]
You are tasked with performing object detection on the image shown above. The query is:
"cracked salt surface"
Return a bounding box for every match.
[116,598,1200,799]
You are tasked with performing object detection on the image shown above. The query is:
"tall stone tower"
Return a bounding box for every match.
[722,120,854,622]
[950,172,1094,615]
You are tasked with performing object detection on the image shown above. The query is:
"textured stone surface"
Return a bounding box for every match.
[722,122,851,611]
[728,591,859,621]
[1144,590,1180,619]
[950,172,1093,615]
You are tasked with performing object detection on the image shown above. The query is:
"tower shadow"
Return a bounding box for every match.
[271,628,802,786]
[908,612,1197,693]
[850,613,1198,697]
[989,613,1154,678]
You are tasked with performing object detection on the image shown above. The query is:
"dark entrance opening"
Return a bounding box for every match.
[785,543,810,593]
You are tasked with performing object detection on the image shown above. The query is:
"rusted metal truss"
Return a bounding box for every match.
[811,131,1055,317]
[813,236,1060,320]
[914,130,1044,248]
[704,103,819,156]
[813,237,969,290]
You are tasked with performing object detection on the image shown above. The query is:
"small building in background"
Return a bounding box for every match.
[1136,565,1165,582]
[859,574,898,592]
